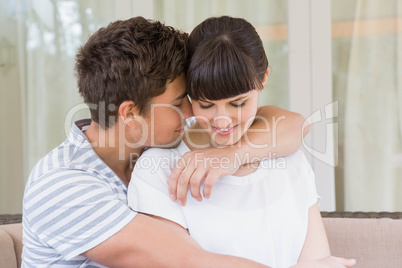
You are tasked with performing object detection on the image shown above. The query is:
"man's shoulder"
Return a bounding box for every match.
[35,143,79,168]
[26,139,106,189]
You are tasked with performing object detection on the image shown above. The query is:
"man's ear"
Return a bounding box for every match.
[118,100,140,126]
[261,68,270,86]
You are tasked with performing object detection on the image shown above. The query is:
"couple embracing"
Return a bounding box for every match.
[22,15,355,268]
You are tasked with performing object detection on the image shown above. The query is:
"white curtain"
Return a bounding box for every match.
[0,0,114,214]
[337,0,402,211]
[0,0,26,214]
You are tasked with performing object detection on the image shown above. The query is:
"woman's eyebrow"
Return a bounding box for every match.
[231,95,249,102]
[199,93,250,103]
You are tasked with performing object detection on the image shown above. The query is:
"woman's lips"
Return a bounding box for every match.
[211,125,238,136]
[175,128,184,133]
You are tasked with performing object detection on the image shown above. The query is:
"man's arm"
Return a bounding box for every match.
[83,214,268,267]
[240,105,310,158]
[168,106,309,205]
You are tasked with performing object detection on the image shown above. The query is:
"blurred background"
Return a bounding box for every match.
[0,0,401,214]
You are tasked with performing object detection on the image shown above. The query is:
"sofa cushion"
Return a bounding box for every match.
[0,228,17,268]
[0,223,22,268]
[323,217,402,268]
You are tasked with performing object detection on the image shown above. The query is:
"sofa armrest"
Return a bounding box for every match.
[0,228,18,268]
[321,212,402,268]
[0,214,22,225]
[0,224,23,268]
[0,215,23,268]
[321,211,402,219]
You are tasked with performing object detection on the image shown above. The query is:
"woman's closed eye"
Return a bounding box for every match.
[231,101,246,108]
[199,101,247,109]
[199,103,214,109]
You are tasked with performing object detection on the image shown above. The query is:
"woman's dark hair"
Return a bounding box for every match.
[75,16,188,129]
[187,16,268,101]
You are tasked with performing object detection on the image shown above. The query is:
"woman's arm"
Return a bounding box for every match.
[168,105,310,205]
[298,203,331,261]
[291,204,356,268]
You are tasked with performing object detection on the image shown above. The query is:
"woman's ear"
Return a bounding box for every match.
[118,100,139,126]
[261,68,270,86]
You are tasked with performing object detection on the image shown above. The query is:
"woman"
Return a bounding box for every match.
[128,16,355,268]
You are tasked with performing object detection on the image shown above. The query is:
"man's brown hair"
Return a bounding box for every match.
[75,16,188,128]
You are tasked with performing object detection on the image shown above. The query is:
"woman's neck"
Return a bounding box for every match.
[182,122,213,151]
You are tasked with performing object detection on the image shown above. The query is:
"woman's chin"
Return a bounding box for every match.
[208,128,245,147]
[211,136,241,147]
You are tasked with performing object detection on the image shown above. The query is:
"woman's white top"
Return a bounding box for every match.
[127,141,319,268]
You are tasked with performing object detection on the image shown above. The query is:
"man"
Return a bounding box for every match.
[22,17,308,267]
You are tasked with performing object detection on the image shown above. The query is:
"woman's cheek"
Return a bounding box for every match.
[241,107,255,123]
[196,115,211,129]
[241,107,258,131]
[193,107,211,125]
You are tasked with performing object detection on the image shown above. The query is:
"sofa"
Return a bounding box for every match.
[320,211,402,268]
[1,212,401,268]
[0,215,22,268]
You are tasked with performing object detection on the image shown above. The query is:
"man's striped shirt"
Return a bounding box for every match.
[22,119,137,267]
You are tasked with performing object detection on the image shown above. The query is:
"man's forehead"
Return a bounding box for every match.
[151,84,186,104]
[174,91,188,101]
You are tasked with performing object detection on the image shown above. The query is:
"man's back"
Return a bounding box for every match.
[22,119,136,267]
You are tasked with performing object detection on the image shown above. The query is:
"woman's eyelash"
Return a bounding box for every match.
[199,103,213,109]
[231,102,246,107]
[199,101,246,109]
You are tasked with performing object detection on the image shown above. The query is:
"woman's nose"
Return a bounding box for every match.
[213,115,232,129]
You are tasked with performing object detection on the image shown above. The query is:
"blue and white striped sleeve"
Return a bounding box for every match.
[23,169,137,260]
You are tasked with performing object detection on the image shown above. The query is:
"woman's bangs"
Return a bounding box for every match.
[187,40,262,101]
